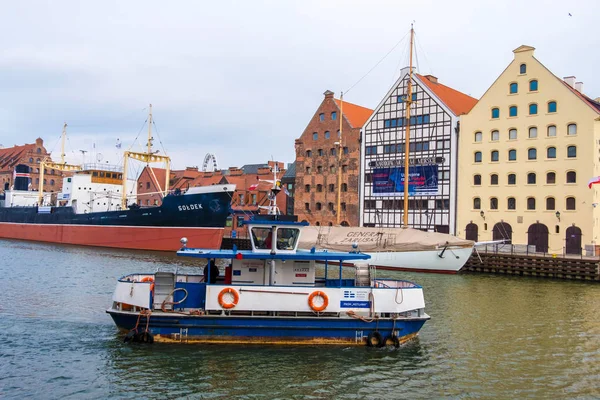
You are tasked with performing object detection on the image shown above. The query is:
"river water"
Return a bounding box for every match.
[0,239,598,399]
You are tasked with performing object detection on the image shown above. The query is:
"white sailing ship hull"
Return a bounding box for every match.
[365,246,474,274]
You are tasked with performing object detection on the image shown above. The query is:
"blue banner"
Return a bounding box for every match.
[372,165,438,196]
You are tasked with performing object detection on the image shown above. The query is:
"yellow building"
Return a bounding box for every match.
[457,45,600,255]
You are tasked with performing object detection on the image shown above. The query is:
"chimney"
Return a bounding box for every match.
[574,82,583,93]
[323,90,334,99]
[257,167,271,175]
[423,75,438,84]
[564,76,576,87]
[229,167,243,176]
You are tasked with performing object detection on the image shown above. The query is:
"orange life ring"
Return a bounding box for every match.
[218,288,239,309]
[308,291,329,312]
[141,276,155,292]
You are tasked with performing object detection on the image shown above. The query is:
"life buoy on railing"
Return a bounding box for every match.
[218,288,240,309]
[141,276,155,292]
[308,291,329,312]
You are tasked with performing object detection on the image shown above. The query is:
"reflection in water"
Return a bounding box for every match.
[0,239,598,399]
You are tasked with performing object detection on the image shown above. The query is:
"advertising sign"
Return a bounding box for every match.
[372,164,438,196]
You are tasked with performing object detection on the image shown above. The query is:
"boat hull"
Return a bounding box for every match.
[107,310,428,345]
[366,246,474,274]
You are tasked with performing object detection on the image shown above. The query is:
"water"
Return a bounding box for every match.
[0,239,598,399]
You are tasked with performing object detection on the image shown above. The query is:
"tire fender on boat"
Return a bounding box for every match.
[308,291,329,312]
[384,334,400,348]
[366,331,384,347]
[218,288,240,309]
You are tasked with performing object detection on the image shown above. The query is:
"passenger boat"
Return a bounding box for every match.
[106,218,430,346]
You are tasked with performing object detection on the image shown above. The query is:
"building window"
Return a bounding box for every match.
[509,106,518,117]
[491,108,499,119]
[509,82,518,94]
[435,199,450,209]
[529,127,537,138]
[491,150,499,162]
[331,112,337,120]
[304,203,310,211]
[566,171,576,183]
[566,197,576,210]
[490,174,499,185]
[330,148,336,156]
[509,129,517,140]
[343,147,349,155]
[341,165,348,173]
[365,200,376,209]
[546,172,556,184]
[529,80,538,91]
[313,132,318,140]
[304,184,310,192]
[37,148,41,154]
[520,63,527,74]
[548,101,557,113]
[341,202,347,211]
[474,174,481,185]
[337,130,341,137]
[490,197,498,210]
[508,149,517,161]
[341,183,348,192]
[239,194,245,205]
[474,131,482,142]
[252,194,257,205]
[50,179,55,186]
[317,165,322,173]
[546,197,555,210]
[567,146,576,158]
[325,131,330,139]
[527,197,536,210]
[547,147,556,159]
[528,148,537,160]
[36,158,40,163]
[328,183,335,192]
[319,113,324,122]
[438,170,450,180]
[491,130,499,141]
[305,150,312,157]
[527,172,536,184]
[365,173,372,183]
[529,103,538,115]
[366,146,377,155]
[328,202,334,211]
[146,182,150,189]
[508,197,516,210]
[473,197,481,209]
[567,124,577,135]
[29,157,33,163]
[474,151,482,163]
[329,165,335,173]
[316,202,322,211]
[318,149,324,156]
[508,173,516,185]
[306,167,311,174]
[316,184,322,192]
[547,125,556,137]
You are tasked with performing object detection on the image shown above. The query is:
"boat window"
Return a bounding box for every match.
[252,227,272,249]
[277,228,300,250]
[92,171,98,177]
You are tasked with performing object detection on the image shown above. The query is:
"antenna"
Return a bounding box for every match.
[79,150,88,165]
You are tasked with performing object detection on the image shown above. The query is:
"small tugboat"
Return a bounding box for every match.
[107,218,430,347]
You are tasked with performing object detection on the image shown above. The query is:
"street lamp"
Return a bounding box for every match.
[555,211,560,222]
[480,210,485,220]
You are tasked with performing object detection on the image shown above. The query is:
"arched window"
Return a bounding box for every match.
[37,148,41,154]
[328,202,334,211]
[316,202,322,211]
[529,103,538,115]
[567,124,577,135]
[50,179,55,186]
[509,128,517,140]
[508,173,516,185]
[491,130,500,141]
[507,197,516,210]
[529,80,538,91]
[528,148,537,160]
[508,149,517,161]
[527,197,536,210]
[473,197,481,209]
[29,157,33,163]
[474,131,482,142]
[520,63,527,74]
[490,197,498,210]
[527,172,536,184]
[317,166,322,173]
[315,222,321,226]
[546,172,556,184]
[330,148,336,156]
[490,174,499,185]
[491,108,499,119]
[316,184,322,192]
[509,106,518,117]
[546,197,555,210]
[474,174,481,185]
[547,125,556,137]
[304,184,310,192]
[567,146,576,158]
[529,126,537,138]
[566,171,576,183]
[509,83,518,94]
[325,131,330,139]
[547,147,556,159]
[548,101,557,113]
[491,150,499,162]
[317,149,324,156]
[566,197,576,210]
[341,183,348,192]
[313,132,318,140]
[474,152,482,163]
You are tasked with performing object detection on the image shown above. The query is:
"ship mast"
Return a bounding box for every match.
[336,92,344,225]
[403,25,415,228]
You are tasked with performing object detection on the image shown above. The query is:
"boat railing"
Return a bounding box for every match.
[373,279,421,289]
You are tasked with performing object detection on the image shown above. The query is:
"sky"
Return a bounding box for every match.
[0,0,598,173]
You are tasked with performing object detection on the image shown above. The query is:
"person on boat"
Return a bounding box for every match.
[204,260,220,284]
[264,231,273,249]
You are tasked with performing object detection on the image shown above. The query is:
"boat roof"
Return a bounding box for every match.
[177,248,370,261]
[243,220,308,227]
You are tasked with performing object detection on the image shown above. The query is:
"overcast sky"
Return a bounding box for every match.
[1,0,598,172]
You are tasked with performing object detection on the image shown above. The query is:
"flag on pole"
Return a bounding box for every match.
[283,185,290,196]
[588,176,600,188]
[249,176,259,191]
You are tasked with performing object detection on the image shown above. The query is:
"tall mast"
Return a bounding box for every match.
[147,104,153,161]
[403,25,415,228]
[60,123,67,165]
[336,92,343,225]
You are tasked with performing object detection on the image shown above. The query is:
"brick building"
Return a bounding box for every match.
[0,138,60,193]
[137,166,202,206]
[294,90,373,226]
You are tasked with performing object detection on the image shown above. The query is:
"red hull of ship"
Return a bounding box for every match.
[0,222,224,251]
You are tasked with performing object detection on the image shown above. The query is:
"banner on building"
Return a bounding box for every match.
[372,165,438,196]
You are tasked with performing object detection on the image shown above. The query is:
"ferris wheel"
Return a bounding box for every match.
[202,153,219,172]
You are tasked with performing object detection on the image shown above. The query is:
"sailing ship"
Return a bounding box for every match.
[0,106,235,251]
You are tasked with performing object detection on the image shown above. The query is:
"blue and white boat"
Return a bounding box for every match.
[106,219,430,347]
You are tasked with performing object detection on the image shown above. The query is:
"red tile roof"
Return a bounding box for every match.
[0,143,36,171]
[416,74,478,116]
[333,99,373,128]
[561,81,600,114]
